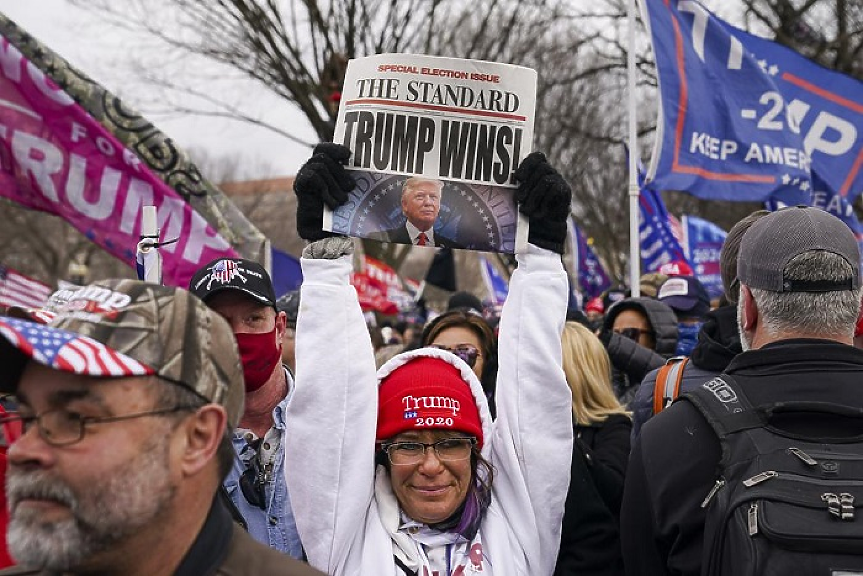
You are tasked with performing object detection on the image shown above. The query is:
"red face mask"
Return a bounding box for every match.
[236,327,282,393]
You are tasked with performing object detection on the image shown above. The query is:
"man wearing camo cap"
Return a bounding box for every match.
[0,279,324,576]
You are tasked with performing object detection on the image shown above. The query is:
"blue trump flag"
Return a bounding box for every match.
[270,247,303,297]
[766,173,863,268]
[642,0,862,202]
[682,215,726,299]
[479,256,509,305]
[568,220,611,299]
[639,187,690,273]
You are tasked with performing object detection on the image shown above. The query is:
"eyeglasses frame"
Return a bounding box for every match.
[0,405,196,447]
[380,436,477,466]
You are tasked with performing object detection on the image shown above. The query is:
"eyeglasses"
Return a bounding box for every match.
[0,406,195,447]
[380,437,476,466]
[613,327,654,342]
[431,344,482,368]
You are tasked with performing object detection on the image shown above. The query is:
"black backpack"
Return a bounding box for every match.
[681,375,863,576]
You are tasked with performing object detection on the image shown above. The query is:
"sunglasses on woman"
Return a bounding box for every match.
[613,327,654,342]
[431,344,482,368]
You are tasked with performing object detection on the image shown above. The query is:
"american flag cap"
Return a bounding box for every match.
[0,279,245,428]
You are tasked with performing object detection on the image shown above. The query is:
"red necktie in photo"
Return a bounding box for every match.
[417,232,428,246]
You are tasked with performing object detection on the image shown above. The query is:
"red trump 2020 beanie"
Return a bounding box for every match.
[376,356,483,448]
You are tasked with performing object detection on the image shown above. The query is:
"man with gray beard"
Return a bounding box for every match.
[620,206,863,576]
[0,279,324,576]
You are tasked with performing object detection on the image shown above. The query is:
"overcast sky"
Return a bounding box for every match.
[0,0,753,183]
[0,0,317,180]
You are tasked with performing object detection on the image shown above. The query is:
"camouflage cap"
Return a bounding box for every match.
[0,279,244,427]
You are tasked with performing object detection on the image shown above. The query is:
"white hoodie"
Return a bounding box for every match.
[286,244,573,576]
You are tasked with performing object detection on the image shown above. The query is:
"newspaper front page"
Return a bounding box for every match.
[323,54,537,253]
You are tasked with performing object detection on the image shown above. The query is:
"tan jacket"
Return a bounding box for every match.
[215,524,325,576]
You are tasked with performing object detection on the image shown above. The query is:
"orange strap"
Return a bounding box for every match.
[653,357,690,415]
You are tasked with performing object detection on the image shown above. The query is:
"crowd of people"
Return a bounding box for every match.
[0,144,862,575]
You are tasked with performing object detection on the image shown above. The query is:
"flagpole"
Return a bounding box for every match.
[627,0,641,297]
[137,206,162,285]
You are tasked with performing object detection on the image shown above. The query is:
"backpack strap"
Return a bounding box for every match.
[653,357,690,415]
[679,375,766,436]
[679,374,767,466]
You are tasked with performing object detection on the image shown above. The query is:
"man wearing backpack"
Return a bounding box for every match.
[620,206,863,576]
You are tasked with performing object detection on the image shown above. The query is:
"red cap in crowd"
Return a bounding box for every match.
[659,260,694,277]
[585,297,604,314]
[377,356,484,448]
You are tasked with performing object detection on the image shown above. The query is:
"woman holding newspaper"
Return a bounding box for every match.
[287,143,573,576]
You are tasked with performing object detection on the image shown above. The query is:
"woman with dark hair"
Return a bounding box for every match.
[422,310,499,417]
[286,145,574,576]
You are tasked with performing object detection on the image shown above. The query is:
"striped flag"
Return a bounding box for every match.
[0,317,153,377]
[567,220,612,300]
[479,256,509,306]
[0,264,52,310]
[212,260,241,284]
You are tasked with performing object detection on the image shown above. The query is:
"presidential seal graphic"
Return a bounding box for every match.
[329,171,520,253]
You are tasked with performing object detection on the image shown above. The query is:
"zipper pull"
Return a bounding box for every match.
[701,478,726,508]
[823,492,842,519]
[840,493,855,521]
[743,470,778,487]
[787,447,817,466]
[748,502,759,536]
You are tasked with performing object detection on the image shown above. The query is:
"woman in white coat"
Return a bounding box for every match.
[287,145,574,576]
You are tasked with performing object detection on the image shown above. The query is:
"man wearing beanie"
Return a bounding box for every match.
[0,280,323,576]
[622,207,863,575]
[630,210,768,440]
[288,145,573,575]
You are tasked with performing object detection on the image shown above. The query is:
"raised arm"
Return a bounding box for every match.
[285,147,377,572]
[487,153,574,576]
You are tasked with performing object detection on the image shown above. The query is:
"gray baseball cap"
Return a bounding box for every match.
[737,206,860,293]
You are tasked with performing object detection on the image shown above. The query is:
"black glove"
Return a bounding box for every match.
[514,152,572,254]
[293,143,355,241]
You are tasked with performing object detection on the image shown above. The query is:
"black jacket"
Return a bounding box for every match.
[601,298,678,404]
[630,305,741,440]
[555,413,632,576]
[620,340,863,576]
